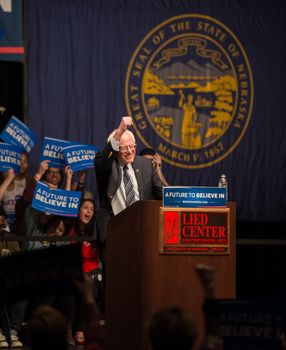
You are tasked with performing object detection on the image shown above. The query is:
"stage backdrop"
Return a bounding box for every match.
[27,0,286,221]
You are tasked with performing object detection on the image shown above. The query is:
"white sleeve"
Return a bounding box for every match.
[110,137,120,151]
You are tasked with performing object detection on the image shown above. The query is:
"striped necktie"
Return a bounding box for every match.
[123,165,135,207]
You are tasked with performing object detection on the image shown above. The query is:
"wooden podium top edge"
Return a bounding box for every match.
[160,206,230,212]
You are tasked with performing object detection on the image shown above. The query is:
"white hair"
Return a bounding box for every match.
[107,129,136,143]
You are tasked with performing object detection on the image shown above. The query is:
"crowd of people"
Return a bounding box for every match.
[1,116,286,350]
[0,116,170,348]
[0,116,285,350]
[3,115,286,350]
[0,154,104,347]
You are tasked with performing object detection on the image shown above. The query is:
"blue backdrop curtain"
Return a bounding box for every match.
[27,0,286,221]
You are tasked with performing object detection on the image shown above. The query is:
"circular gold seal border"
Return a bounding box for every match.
[125,14,254,169]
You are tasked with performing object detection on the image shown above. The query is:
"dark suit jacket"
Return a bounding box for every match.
[94,141,163,243]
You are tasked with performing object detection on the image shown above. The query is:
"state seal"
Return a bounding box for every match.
[125,14,254,168]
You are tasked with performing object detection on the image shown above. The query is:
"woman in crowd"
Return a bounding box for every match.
[66,197,103,345]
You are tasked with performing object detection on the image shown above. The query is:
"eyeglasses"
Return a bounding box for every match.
[119,145,136,153]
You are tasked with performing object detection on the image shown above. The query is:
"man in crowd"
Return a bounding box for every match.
[139,148,169,186]
[94,116,163,245]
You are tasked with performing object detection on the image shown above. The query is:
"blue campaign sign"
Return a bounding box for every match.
[219,300,286,350]
[0,116,37,153]
[63,143,99,172]
[0,142,22,173]
[163,186,227,208]
[32,181,82,217]
[40,137,71,169]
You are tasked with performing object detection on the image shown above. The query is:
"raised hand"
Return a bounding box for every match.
[35,160,50,181]
[114,116,133,141]
[152,153,162,169]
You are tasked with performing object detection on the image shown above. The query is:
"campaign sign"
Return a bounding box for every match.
[63,143,99,172]
[0,116,37,153]
[0,142,22,173]
[0,244,83,304]
[218,300,286,350]
[163,186,227,208]
[32,181,82,217]
[40,137,71,168]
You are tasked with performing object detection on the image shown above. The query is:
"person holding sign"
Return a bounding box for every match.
[0,152,31,233]
[19,163,71,246]
[15,160,69,237]
[66,197,103,345]
[94,116,163,245]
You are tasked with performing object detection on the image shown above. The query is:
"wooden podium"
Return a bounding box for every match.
[105,200,236,350]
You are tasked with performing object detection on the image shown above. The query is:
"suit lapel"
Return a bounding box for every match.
[132,157,142,199]
[107,159,121,197]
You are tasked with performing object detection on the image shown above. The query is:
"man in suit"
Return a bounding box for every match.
[94,116,163,245]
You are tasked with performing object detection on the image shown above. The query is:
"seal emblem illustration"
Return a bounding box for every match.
[125,14,254,168]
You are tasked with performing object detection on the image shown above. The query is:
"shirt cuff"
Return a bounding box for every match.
[110,137,120,151]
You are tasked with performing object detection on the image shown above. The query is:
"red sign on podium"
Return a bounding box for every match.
[159,207,230,255]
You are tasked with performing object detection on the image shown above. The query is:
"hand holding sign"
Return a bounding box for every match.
[6,168,16,181]
[64,166,73,191]
[64,166,73,179]
[71,170,87,191]
[0,169,16,202]
[34,160,50,181]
